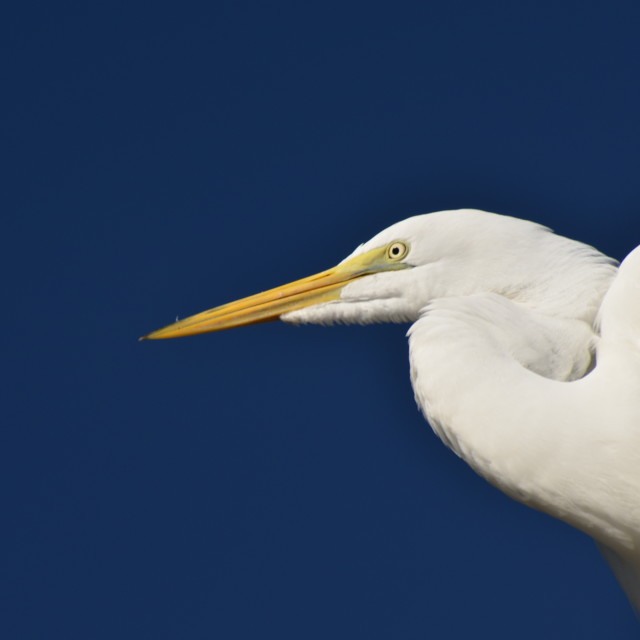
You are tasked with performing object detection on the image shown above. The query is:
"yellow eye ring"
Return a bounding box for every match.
[387,241,409,261]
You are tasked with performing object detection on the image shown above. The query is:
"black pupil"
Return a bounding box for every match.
[392,246,399,255]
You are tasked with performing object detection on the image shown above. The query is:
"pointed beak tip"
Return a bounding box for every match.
[139,252,381,342]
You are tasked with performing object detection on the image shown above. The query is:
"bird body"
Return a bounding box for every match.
[408,247,640,609]
[144,209,639,615]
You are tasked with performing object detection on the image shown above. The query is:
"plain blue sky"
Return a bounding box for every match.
[3,1,640,637]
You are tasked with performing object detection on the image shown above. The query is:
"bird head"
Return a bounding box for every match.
[142,209,616,339]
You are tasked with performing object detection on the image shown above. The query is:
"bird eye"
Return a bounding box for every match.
[387,241,408,261]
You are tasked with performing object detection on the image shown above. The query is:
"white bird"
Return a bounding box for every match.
[143,209,640,613]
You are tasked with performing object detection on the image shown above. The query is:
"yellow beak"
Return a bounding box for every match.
[141,245,406,340]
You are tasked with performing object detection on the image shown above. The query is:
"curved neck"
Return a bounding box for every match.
[408,294,640,550]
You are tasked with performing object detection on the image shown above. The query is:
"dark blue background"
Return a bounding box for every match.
[3,1,640,637]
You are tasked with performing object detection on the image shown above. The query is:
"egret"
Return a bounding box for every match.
[143,209,640,613]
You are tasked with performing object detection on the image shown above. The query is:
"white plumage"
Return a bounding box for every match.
[408,263,640,610]
[145,209,640,615]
